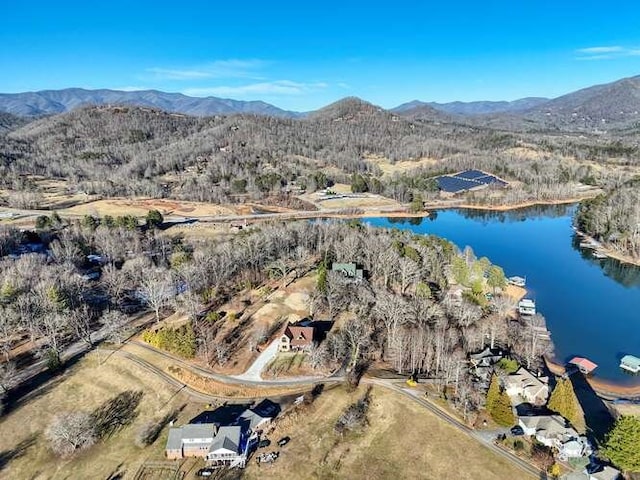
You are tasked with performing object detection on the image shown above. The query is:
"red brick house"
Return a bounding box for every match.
[279,323,315,352]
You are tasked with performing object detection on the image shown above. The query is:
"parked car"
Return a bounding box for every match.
[196,468,215,477]
[510,425,524,436]
[277,436,290,447]
[258,439,271,448]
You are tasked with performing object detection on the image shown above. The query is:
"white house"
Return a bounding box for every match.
[206,426,245,468]
[519,415,591,459]
[502,367,549,405]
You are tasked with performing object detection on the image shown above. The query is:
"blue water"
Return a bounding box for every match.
[363,205,640,385]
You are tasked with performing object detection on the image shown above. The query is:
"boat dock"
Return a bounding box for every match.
[620,355,640,374]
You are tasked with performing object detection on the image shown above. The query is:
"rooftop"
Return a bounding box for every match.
[621,354,640,369]
[569,356,598,373]
[209,426,242,454]
[166,423,217,450]
[520,415,578,439]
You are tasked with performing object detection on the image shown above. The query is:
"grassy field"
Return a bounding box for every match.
[0,352,191,480]
[244,385,535,480]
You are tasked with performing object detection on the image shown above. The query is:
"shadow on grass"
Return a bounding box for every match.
[568,372,614,445]
[91,390,144,439]
[0,434,37,471]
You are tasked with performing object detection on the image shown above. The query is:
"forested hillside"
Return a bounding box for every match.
[1,101,637,205]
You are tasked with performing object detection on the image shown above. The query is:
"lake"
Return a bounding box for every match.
[363,204,640,385]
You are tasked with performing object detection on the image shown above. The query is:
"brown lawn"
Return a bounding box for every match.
[243,385,535,480]
[0,353,189,480]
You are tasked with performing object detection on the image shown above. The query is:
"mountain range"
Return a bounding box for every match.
[0,88,298,118]
[1,75,639,131]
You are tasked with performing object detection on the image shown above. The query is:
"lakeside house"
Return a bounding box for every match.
[331,262,364,281]
[502,367,549,406]
[562,465,621,480]
[518,298,536,316]
[279,322,315,352]
[519,415,591,459]
[469,347,504,368]
[620,354,640,374]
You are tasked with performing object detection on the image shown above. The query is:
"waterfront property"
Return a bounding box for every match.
[503,367,549,406]
[508,276,526,287]
[518,298,536,316]
[518,415,591,459]
[620,354,640,374]
[364,206,640,385]
[569,357,598,375]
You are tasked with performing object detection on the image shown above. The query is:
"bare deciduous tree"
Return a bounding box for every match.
[45,411,96,456]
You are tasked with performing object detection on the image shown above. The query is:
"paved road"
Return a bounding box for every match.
[231,339,280,381]
[128,340,338,387]
[108,346,542,478]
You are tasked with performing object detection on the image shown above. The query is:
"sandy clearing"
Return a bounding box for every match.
[64,198,237,217]
[283,291,309,311]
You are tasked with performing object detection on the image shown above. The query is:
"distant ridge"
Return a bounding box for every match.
[0,88,300,118]
[392,98,549,116]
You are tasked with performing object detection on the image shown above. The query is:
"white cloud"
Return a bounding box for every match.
[576,46,623,54]
[146,59,268,80]
[575,46,640,60]
[183,80,328,97]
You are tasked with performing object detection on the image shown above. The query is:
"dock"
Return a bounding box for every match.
[569,356,598,375]
[620,355,640,374]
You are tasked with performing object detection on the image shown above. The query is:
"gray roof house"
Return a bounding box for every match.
[331,262,364,281]
[206,426,245,468]
[166,423,217,460]
[503,367,549,406]
[237,409,272,433]
[469,347,503,368]
[519,415,591,459]
[561,466,621,480]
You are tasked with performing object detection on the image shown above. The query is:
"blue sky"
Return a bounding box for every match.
[2,1,640,110]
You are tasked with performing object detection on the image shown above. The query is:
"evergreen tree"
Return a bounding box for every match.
[602,416,640,472]
[146,209,164,228]
[486,374,515,427]
[548,378,582,429]
[485,374,501,411]
[487,265,507,293]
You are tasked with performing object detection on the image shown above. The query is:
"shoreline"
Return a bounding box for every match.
[573,228,640,268]
[545,357,640,400]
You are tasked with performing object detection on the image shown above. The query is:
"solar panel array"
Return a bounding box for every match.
[436,170,507,193]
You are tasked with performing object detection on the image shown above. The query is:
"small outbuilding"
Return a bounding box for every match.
[620,354,640,374]
[569,357,598,375]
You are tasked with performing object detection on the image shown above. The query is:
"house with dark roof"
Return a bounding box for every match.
[165,400,280,468]
[279,322,315,352]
